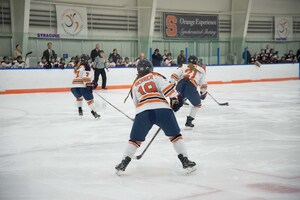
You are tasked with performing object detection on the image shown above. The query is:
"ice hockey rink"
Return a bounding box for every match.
[0,80,300,200]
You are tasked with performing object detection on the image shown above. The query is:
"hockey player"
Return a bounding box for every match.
[37,56,47,68]
[12,56,25,68]
[0,56,12,68]
[115,59,196,175]
[71,54,100,118]
[170,55,207,128]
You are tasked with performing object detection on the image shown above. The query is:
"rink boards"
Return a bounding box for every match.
[0,63,299,94]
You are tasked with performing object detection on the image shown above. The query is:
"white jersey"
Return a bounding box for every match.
[71,65,94,88]
[132,72,178,114]
[12,61,25,68]
[0,62,12,68]
[171,64,207,92]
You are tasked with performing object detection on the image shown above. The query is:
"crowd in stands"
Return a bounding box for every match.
[1,42,300,69]
[244,45,300,65]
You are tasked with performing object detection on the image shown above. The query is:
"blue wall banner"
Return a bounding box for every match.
[163,13,219,40]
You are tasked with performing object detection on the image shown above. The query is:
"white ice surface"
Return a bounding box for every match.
[0,80,300,200]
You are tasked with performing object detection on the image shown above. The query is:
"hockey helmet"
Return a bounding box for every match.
[80,54,90,62]
[137,59,153,77]
[188,55,198,64]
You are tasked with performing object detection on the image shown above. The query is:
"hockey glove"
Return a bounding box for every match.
[170,96,183,112]
[200,90,207,100]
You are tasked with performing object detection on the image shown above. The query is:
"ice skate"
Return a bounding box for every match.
[178,154,196,174]
[78,107,83,117]
[91,110,100,119]
[185,116,195,128]
[115,156,131,176]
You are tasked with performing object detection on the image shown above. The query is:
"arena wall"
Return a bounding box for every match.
[0,63,299,94]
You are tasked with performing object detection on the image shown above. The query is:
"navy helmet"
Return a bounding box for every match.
[188,55,198,64]
[137,59,153,77]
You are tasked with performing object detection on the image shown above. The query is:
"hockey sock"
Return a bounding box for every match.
[189,106,200,118]
[87,100,96,111]
[123,141,140,158]
[171,135,188,157]
[77,98,83,107]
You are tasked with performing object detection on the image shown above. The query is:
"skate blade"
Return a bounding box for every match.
[115,170,124,176]
[185,167,197,174]
[184,126,194,130]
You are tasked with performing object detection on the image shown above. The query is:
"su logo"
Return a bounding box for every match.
[165,15,177,37]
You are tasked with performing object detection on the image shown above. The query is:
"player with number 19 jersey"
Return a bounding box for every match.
[132,72,177,114]
[115,59,196,176]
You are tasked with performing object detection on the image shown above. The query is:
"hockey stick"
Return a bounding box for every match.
[208,92,229,106]
[94,91,134,121]
[24,51,32,68]
[124,76,139,103]
[132,127,161,160]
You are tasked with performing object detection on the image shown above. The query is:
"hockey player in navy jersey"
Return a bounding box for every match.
[115,59,196,175]
[170,56,208,127]
[71,54,100,119]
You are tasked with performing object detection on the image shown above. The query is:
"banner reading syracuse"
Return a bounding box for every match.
[56,5,88,38]
[163,13,219,39]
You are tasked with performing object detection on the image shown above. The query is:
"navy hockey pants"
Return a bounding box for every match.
[130,108,180,142]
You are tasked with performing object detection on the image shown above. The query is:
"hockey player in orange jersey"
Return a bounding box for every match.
[71,54,100,119]
[170,56,208,127]
[115,59,196,175]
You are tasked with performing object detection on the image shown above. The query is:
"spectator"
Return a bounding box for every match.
[250,52,261,64]
[285,50,297,63]
[108,49,122,64]
[163,49,168,61]
[279,55,286,63]
[58,58,66,69]
[122,57,133,67]
[93,50,107,90]
[134,52,145,66]
[116,57,123,67]
[177,50,186,66]
[37,56,47,68]
[152,48,163,66]
[67,57,76,68]
[12,56,25,68]
[12,44,22,60]
[162,53,176,66]
[42,42,56,63]
[0,56,12,68]
[265,44,271,54]
[242,47,251,64]
[296,48,300,62]
[49,56,58,68]
[269,49,279,63]
[90,43,101,62]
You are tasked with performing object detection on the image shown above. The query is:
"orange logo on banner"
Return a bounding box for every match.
[166,15,177,37]
[61,9,83,36]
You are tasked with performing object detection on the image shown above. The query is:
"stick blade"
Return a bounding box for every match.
[220,102,229,106]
